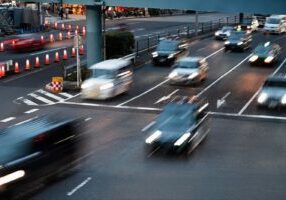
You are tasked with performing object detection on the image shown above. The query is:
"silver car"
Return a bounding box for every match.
[168,57,208,85]
[257,75,286,108]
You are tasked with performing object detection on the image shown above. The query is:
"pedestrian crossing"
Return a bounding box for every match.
[15,89,77,106]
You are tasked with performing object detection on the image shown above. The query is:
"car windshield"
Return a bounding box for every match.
[254,45,273,55]
[266,18,280,24]
[92,69,115,79]
[157,41,178,51]
[229,32,244,40]
[264,80,286,87]
[222,26,233,31]
[176,61,199,69]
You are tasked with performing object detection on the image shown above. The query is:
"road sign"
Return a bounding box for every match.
[52,76,63,83]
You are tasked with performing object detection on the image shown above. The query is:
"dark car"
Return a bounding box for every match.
[6,34,46,52]
[0,115,85,199]
[152,39,187,66]
[224,31,252,52]
[144,96,210,155]
[249,42,281,65]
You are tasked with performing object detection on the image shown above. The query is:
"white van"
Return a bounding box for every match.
[264,15,286,34]
[81,59,133,100]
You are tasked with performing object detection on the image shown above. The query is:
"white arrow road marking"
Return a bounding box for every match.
[155,89,180,104]
[216,92,231,109]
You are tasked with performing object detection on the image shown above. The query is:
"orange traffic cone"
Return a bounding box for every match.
[71,48,76,57]
[55,52,60,62]
[0,66,3,78]
[61,23,65,30]
[45,54,50,65]
[54,22,58,29]
[67,31,71,39]
[50,34,54,42]
[14,62,20,73]
[63,49,68,60]
[25,59,31,71]
[35,57,40,68]
[75,30,78,36]
[1,66,5,77]
[82,26,86,36]
[58,32,63,41]
[68,24,72,31]
[76,25,79,30]
[12,40,15,47]
[0,42,4,52]
[79,45,85,55]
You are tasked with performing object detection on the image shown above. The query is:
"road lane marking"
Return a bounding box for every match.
[28,93,55,105]
[30,46,68,56]
[197,54,252,97]
[24,108,39,114]
[19,97,39,106]
[147,147,160,158]
[216,92,231,109]
[37,89,65,101]
[85,117,92,121]
[13,116,38,126]
[238,56,286,115]
[1,117,16,123]
[155,89,179,104]
[60,92,74,98]
[67,177,92,196]
[141,121,156,132]
[117,79,169,106]
[204,47,224,59]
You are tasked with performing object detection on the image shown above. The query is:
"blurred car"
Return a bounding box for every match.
[81,59,133,100]
[264,15,286,34]
[224,31,252,52]
[249,42,281,65]
[168,57,208,85]
[152,39,188,66]
[253,14,270,27]
[214,26,234,40]
[5,34,46,52]
[257,75,286,108]
[235,18,259,33]
[144,96,210,155]
[0,115,84,199]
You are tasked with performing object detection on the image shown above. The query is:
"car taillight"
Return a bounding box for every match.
[34,133,47,142]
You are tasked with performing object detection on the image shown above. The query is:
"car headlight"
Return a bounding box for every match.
[281,95,286,104]
[237,41,243,46]
[188,72,199,79]
[152,52,158,58]
[264,56,274,63]
[224,41,230,45]
[247,25,251,29]
[168,53,175,59]
[81,81,93,89]
[174,132,191,146]
[215,32,219,36]
[168,71,178,79]
[0,170,25,186]
[249,55,259,62]
[257,92,268,104]
[145,130,162,144]
[99,83,114,90]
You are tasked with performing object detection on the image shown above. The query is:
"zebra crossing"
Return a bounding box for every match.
[15,89,77,106]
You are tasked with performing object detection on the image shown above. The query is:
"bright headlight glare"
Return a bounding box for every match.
[237,41,243,45]
[188,72,199,79]
[145,130,162,144]
[174,133,191,146]
[152,52,158,57]
[225,41,230,45]
[0,170,25,186]
[215,32,219,36]
[257,92,268,104]
[264,56,274,63]
[168,71,178,79]
[81,81,93,89]
[281,95,286,104]
[99,83,114,90]
[249,55,259,62]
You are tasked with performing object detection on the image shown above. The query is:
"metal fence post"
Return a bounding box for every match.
[218,19,221,28]
[226,17,229,26]
[177,29,180,36]
[136,40,139,57]
[187,26,190,37]
[201,23,204,33]
[147,36,150,52]
[234,16,237,24]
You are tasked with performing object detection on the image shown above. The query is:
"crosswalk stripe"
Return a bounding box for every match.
[37,89,65,101]
[28,93,55,104]
[59,92,74,98]
[22,98,38,106]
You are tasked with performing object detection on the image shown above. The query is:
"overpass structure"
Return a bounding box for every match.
[21,0,286,67]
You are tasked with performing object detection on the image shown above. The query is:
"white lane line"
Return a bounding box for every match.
[238,56,286,115]
[24,108,39,114]
[141,121,156,132]
[67,177,92,196]
[13,116,38,126]
[197,54,252,97]
[147,147,160,158]
[59,92,74,98]
[21,98,39,106]
[155,89,179,104]
[28,93,55,105]
[117,79,169,106]
[85,117,92,121]
[204,47,225,60]
[1,117,16,123]
[30,46,68,56]
[37,89,65,101]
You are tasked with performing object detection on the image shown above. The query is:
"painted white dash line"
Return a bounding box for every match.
[13,116,38,126]
[37,89,65,101]
[1,117,16,123]
[28,93,55,105]
[85,117,92,121]
[60,92,74,98]
[24,108,39,114]
[67,177,92,196]
[141,121,156,132]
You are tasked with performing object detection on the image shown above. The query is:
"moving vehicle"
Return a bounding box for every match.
[168,57,208,85]
[264,15,286,34]
[224,31,252,52]
[253,14,270,27]
[81,59,133,100]
[152,39,188,66]
[257,75,286,108]
[144,96,210,155]
[0,115,84,199]
[5,34,46,52]
[214,26,233,40]
[249,42,281,65]
[236,18,259,33]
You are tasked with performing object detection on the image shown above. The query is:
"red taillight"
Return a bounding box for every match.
[34,133,47,142]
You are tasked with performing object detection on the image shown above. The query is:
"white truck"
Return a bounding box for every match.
[264,15,286,34]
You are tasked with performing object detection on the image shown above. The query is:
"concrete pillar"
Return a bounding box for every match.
[86,5,103,67]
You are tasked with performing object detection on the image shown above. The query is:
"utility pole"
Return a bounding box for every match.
[102,2,106,60]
